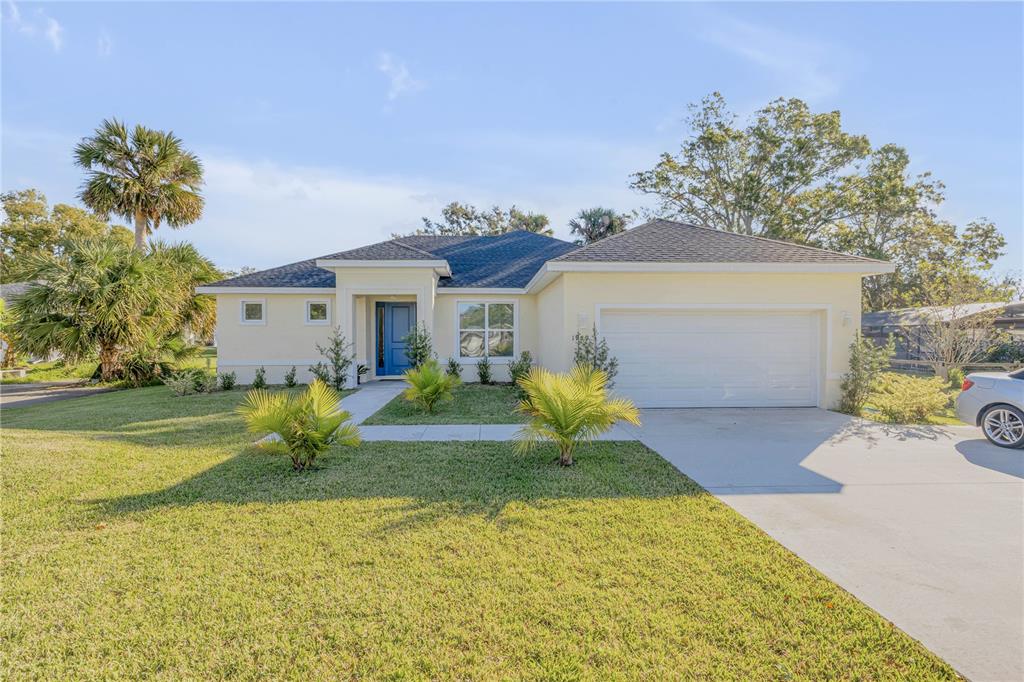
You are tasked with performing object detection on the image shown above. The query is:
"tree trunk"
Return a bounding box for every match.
[98,344,120,382]
[559,446,574,467]
[134,212,148,251]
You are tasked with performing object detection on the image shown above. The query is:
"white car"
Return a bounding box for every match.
[956,369,1024,448]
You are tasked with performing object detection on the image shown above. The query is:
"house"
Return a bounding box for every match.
[196,219,892,408]
[862,301,1024,360]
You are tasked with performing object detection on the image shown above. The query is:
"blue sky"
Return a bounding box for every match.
[3,1,1022,276]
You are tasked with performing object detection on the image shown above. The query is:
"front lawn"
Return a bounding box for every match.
[3,387,956,679]
[363,382,527,424]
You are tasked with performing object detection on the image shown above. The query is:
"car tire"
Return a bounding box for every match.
[980,405,1024,449]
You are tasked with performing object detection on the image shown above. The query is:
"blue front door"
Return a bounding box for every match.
[377,302,416,376]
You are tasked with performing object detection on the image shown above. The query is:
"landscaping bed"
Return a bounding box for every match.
[362,383,527,425]
[3,387,957,679]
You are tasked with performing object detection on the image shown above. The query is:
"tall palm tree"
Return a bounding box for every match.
[74,119,204,251]
[568,207,631,245]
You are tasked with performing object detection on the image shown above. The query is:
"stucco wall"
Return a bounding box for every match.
[214,293,335,383]
[556,271,864,407]
[535,276,567,371]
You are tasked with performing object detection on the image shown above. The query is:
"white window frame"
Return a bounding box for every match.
[240,299,266,326]
[455,300,518,363]
[304,299,331,326]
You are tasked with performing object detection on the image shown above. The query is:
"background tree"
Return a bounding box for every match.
[74,119,204,251]
[568,207,632,244]
[416,201,552,236]
[631,93,870,241]
[0,189,131,282]
[10,235,218,381]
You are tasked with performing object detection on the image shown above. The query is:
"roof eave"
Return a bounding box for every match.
[195,286,336,294]
[315,258,452,277]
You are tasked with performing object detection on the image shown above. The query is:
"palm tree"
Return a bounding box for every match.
[74,119,204,251]
[568,207,631,245]
[515,364,641,466]
[238,380,361,470]
[9,235,219,381]
[402,359,460,413]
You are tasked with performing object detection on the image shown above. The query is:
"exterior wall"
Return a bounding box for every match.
[535,276,567,371]
[556,272,864,408]
[434,294,537,383]
[214,293,335,383]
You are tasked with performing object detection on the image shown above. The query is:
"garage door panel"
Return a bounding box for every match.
[602,309,819,408]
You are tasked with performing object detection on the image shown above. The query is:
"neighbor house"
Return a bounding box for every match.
[862,301,1024,360]
[196,220,892,408]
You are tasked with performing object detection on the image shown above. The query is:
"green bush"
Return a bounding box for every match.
[573,325,619,388]
[870,373,949,423]
[402,322,434,369]
[283,366,298,388]
[947,367,966,390]
[508,351,533,396]
[839,333,895,415]
[446,357,462,379]
[402,359,460,413]
[251,366,267,389]
[310,327,354,390]
[163,369,217,396]
[219,371,237,391]
[238,379,360,470]
[476,356,492,385]
[195,372,219,394]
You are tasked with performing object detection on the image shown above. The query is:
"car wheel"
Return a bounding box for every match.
[981,405,1024,449]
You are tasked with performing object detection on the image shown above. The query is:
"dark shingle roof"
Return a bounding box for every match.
[203,231,578,289]
[552,219,887,265]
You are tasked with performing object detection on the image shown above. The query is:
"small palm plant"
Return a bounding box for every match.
[402,359,460,413]
[237,379,360,470]
[516,364,640,467]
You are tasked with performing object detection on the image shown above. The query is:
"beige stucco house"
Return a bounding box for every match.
[196,220,892,408]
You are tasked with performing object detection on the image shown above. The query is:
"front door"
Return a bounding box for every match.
[376,302,417,376]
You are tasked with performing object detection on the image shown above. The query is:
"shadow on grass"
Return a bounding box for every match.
[89,441,704,529]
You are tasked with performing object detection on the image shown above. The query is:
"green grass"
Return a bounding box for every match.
[363,382,527,424]
[2,388,957,680]
[0,359,98,384]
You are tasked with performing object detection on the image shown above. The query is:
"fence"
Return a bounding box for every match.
[889,359,1024,376]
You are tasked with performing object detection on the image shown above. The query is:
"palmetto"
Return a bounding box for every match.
[515,364,641,466]
[238,380,361,470]
[402,359,460,413]
[75,119,204,250]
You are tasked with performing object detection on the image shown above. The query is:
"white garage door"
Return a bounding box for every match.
[600,309,820,408]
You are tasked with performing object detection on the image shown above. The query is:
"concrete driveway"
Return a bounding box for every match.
[635,408,1023,682]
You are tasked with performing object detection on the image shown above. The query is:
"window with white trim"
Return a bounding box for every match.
[458,302,514,359]
[240,300,265,325]
[305,300,330,325]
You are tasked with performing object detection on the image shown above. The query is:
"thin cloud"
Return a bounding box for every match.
[97,28,112,57]
[3,1,64,52]
[377,52,425,100]
[701,15,850,101]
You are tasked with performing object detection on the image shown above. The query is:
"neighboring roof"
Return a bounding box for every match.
[0,282,33,301]
[552,219,888,265]
[863,302,1024,327]
[202,231,578,290]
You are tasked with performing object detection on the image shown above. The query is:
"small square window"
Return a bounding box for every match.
[241,301,265,324]
[306,301,329,324]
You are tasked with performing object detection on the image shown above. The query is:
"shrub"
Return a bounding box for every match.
[163,371,198,396]
[476,356,492,385]
[947,366,966,390]
[283,365,298,388]
[251,366,267,389]
[403,322,434,369]
[445,357,462,379]
[839,333,895,416]
[219,371,237,391]
[508,351,533,396]
[238,379,361,470]
[402,359,460,413]
[870,372,949,424]
[516,364,641,467]
[573,325,619,388]
[310,326,354,390]
[195,372,219,394]
[357,364,369,383]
